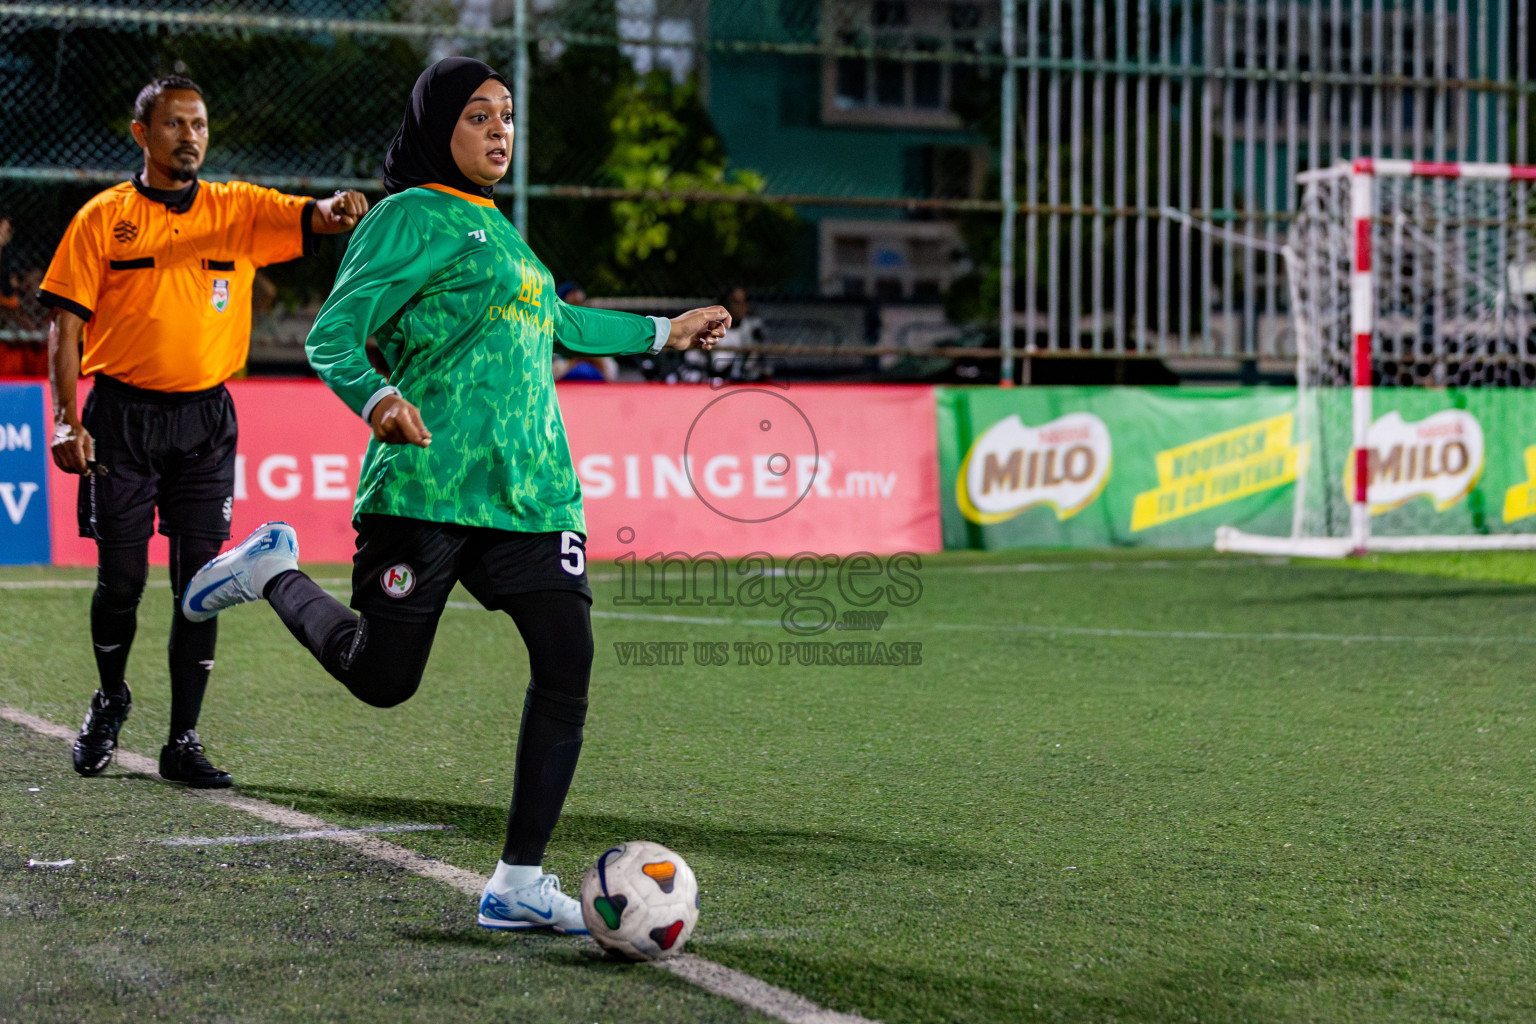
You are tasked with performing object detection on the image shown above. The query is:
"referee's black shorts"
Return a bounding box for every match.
[78,374,238,547]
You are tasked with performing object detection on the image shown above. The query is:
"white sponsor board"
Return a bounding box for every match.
[958,412,1112,523]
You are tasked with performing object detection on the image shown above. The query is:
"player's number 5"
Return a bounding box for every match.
[559,531,585,576]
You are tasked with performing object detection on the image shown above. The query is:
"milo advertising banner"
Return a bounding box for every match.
[1326,389,1536,538]
[938,387,1303,549]
[939,385,1536,549]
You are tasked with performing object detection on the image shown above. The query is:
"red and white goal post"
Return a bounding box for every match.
[1217,157,1536,558]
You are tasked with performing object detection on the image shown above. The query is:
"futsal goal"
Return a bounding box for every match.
[1216,158,1536,557]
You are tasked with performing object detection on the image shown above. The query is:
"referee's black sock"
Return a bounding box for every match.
[91,543,148,698]
[168,535,224,738]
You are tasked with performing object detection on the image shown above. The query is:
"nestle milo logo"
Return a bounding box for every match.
[1348,409,1484,514]
[956,412,1112,524]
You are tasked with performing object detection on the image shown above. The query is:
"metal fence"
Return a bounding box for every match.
[0,1,1531,379]
[0,0,1008,374]
[1002,0,1534,381]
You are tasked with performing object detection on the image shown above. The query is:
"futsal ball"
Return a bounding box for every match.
[580,841,699,960]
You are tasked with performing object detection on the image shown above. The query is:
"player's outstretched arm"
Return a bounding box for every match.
[553,300,729,357]
[47,309,93,474]
[665,306,731,351]
[311,190,370,235]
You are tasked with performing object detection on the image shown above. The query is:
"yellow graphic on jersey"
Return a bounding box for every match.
[1131,412,1304,531]
[517,258,544,307]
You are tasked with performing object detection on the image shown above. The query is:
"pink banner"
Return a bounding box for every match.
[564,383,940,559]
[50,380,941,566]
[50,380,372,567]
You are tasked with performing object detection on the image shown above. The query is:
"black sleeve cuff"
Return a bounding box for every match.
[37,289,92,322]
[301,198,318,255]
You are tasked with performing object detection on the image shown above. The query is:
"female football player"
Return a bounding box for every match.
[183,57,728,933]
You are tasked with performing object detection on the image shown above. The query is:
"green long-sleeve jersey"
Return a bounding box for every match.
[305,184,664,533]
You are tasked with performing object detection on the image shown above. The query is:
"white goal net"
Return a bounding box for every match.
[1218,159,1536,557]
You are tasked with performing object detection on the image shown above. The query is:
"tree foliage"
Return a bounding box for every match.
[602,74,796,285]
[9,12,801,306]
[531,56,801,297]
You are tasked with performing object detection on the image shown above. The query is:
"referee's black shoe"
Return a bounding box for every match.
[159,730,233,789]
[72,686,132,776]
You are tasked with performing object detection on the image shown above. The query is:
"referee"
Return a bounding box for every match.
[40,74,369,787]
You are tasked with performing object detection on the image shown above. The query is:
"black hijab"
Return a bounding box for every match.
[381,57,508,198]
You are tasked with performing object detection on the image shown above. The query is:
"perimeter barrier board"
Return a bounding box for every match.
[25,382,1536,562]
[939,386,1536,550]
[0,382,50,564]
[42,380,941,566]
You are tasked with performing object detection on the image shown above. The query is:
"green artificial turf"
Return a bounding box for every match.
[4,549,1536,1023]
[1310,549,1536,587]
[0,720,766,1024]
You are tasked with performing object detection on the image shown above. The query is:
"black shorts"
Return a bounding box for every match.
[78,375,238,546]
[350,514,592,623]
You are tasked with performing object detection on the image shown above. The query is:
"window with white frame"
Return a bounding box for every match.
[819,219,965,300]
[822,0,995,128]
[617,0,700,83]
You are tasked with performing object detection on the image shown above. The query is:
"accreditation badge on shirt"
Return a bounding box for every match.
[211,278,230,313]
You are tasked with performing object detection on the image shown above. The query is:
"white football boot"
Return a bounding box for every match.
[477,873,588,934]
[181,522,300,623]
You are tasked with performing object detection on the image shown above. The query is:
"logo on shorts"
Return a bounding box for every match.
[113,219,138,243]
[211,278,230,313]
[221,496,232,522]
[380,564,416,598]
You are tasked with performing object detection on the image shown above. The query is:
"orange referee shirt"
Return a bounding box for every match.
[39,176,316,392]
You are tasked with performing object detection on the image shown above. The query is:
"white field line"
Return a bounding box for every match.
[0,557,1284,592]
[6,578,1519,646]
[0,578,97,589]
[918,556,1290,574]
[0,705,877,1024]
[451,599,1536,646]
[2,705,486,890]
[930,622,1536,645]
[160,824,450,847]
[652,956,876,1024]
[0,577,355,590]
[584,555,1287,583]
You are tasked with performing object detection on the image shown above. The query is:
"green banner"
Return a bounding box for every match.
[936,386,1536,550]
[1315,388,1535,539]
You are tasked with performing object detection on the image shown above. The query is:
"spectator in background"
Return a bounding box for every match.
[0,215,49,376]
[636,285,769,385]
[706,284,767,381]
[17,266,42,307]
[251,269,278,317]
[551,281,618,382]
[0,216,17,312]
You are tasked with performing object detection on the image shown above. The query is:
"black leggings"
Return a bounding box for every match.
[92,535,224,738]
[266,571,593,865]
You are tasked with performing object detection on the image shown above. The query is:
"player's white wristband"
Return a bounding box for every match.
[648,316,671,354]
[361,385,402,424]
